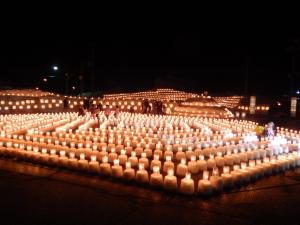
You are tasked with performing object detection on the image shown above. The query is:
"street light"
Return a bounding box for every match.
[53,65,59,71]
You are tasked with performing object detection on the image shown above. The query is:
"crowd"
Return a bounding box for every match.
[256,122,275,139]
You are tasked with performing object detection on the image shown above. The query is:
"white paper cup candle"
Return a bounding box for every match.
[58,150,69,168]
[139,152,149,169]
[163,155,174,173]
[240,162,250,183]
[231,165,243,186]
[224,151,234,166]
[215,152,225,167]
[210,168,223,193]
[108,148,118,163]
[49,149,59,165]
[221,166,233,189]
[150,166,163,187]
[100,156,112,176]
[118,149,128,165]
[197,155,207,171]
[128,151,138,168]
[188,155,199,174]
[197,171,213,196]
[136,163,149,184]
[112,159,123,178]
[68,152,78,170]
[176,147,185,162]
[78,153,89,171]
[39,148,49,164]
[88,155,100,173]
[176,158,188,177]
[150,154,162,171]
[207,155,216,170]
[180,173,195,195]
[123,162,135,180]
[164,169,178,191]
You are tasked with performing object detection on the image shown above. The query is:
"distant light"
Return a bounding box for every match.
[296,90,300,95]
[72,86,76,90]
[277,102,281,106]
[35,87,39,90]
[53,66,58,71]
[43,78,48,82]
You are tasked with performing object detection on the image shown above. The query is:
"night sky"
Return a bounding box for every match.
[1,29,299,96]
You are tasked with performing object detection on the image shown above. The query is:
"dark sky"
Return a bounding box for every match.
[1,29,299,96]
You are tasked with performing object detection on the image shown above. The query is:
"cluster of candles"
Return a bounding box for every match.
[0,89,245,119]
[238,105,270,111]
[103,88,200,101]
[213,96,243,108]
[173,106,232,118]
[0,111,299,196]
[0,89,56,97]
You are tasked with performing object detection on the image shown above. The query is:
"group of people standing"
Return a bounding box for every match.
[142,99,165,115]
[256,122,275,138]
[78,101,120,121]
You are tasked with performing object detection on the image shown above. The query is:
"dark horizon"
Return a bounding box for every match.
[1,30,299,96]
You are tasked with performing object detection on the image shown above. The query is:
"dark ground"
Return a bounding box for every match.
[1,158,300,225]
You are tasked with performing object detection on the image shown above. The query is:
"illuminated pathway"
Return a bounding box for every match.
[0,112,300,196]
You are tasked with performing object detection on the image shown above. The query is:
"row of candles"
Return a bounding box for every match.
[0,112,300,196]
[0,138,299,195]
[102,88,200,101]
[213,96,243,109]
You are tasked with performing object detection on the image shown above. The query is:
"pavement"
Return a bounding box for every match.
[1,158,300,225]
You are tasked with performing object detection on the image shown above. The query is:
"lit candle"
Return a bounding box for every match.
[128,151,138,168]
[262,157,272,176]
[39,148,49,164]
[123,162,135,180]
[58,150,69,168]
[88,155,100,173]
[118,149,128,165]
[176,158,188,177]
[163,155,175,173]
[150,154,162,171]
[207,155,216,170]
[232,149,241,164]
[197,171,213,196]
[230,165,243,186]
[239,162,251,184]
[221,166,233,189]
[224,151,234,166]
[188,155,199,174]
[136,163,149,184]
[163,169,178,191]
[108,148,118,163]
[215,152,225,167]
[78,153,89,171]
[144,147,153,158]
[49,149,59,165]
[247,159,259,180]
[112,159,123,178]
[209,168,223,193]
[138,152,149,169]
[176,147,185,162]
[180,173,195,195]
[99,156,112,176]
[68,152,78,170]
[197,155,207,171]
[150,166,163,187]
